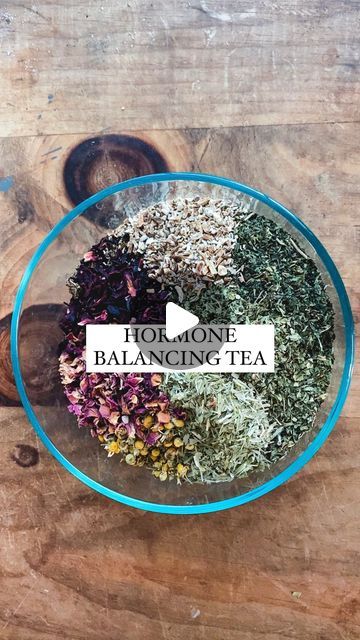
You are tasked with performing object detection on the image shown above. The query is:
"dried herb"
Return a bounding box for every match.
[115,196,238,291]
[59,237,189,482]
[60,235,170,338]
[163,373,273,483]
[184,213,335,463]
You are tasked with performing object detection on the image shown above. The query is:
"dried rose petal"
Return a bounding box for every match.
[108,412,120,426]
[157,411,170,424]
[99,405,111,418]
[83,250,95,262]
[145,431,161,446]
[151,373,162,386]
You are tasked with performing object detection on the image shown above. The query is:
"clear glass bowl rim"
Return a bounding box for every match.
[10,172,355,514]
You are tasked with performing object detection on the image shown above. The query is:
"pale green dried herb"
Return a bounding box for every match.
[163,373,274,483]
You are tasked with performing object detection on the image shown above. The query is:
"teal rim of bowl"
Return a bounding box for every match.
[11,172,355,514]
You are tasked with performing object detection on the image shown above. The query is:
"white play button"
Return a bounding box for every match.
[165,302,199,340]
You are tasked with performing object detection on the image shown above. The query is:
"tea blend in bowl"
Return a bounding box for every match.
[59,197,335,484]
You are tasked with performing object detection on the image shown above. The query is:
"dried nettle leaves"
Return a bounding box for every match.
[183,213,335,464]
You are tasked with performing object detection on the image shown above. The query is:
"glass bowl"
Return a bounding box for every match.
[11,172,354,514]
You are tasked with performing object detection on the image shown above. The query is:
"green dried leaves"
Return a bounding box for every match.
[184,213,335,467]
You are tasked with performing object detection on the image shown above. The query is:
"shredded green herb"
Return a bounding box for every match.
[184,213,335,465]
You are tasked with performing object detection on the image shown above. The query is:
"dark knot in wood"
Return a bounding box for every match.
[11,444,39,468]
[63,134,168,227]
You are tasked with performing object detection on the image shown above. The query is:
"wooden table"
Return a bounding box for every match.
[0,2,359,638]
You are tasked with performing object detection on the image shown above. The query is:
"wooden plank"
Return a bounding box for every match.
[0,409,359,639]
[0,1,359,638]
[0,121,359,639]
[1,0,360,137]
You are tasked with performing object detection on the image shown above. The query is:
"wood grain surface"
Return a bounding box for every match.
[0,1,359,639]
[1,0,360,136]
